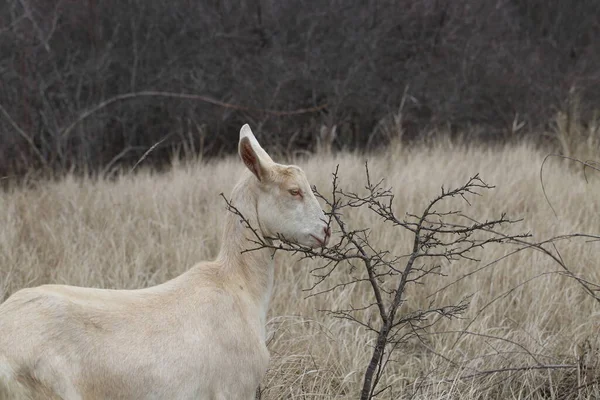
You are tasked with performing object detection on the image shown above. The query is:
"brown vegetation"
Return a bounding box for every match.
[1,140,599,398]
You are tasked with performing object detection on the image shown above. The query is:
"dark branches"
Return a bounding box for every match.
[223,164,528,399]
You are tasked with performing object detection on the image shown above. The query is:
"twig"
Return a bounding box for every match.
[60,91,328,139]
[130,136,171,173]
[539,153,600,218]
[0,103,48,168]
[444,364,578,382]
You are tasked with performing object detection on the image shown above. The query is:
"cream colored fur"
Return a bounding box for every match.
[0,125,330,400]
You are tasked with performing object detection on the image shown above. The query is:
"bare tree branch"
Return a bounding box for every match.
[223,164,531,399]
[60,91,328,140]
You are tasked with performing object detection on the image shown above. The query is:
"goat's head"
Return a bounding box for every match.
[238,124,330,248]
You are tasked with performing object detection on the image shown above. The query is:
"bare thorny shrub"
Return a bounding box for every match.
[225,164,600,399]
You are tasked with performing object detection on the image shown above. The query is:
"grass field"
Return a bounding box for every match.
[1,140,599,399]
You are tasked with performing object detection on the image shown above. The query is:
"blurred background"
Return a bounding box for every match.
[1,0,599,177]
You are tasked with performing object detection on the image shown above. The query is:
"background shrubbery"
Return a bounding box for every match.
[1,0,600,175]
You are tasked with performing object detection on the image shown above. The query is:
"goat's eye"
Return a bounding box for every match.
[289,189,301,197]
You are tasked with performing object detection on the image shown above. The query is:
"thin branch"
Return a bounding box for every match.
[445,364,578,382]
[0,102,48,168]
[60,91,328,139]
[539,153,600,218]
[130,136,171,173]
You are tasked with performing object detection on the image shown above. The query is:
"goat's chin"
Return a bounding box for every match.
[273,232,326,249]
[278,236,321,249]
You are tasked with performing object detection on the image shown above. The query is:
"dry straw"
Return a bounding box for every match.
[0,141,599,399]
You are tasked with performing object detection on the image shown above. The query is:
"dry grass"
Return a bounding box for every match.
[1,141,599,399]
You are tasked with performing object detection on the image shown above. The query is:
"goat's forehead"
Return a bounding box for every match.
[272,165,309,185]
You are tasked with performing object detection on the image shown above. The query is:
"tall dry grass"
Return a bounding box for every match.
[0,141,599,399]
[553,91,600,167]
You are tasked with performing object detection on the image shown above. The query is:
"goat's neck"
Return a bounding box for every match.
[216,181,275,330]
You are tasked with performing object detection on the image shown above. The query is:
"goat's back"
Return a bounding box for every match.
[0,267,269,399]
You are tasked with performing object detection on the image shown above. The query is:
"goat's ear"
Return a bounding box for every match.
[238,124,273,181]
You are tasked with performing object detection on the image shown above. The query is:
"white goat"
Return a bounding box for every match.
[0,124,330,400]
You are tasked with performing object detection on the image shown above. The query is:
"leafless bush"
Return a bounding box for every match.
[224,165,535,398]
[1,0,600,176]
